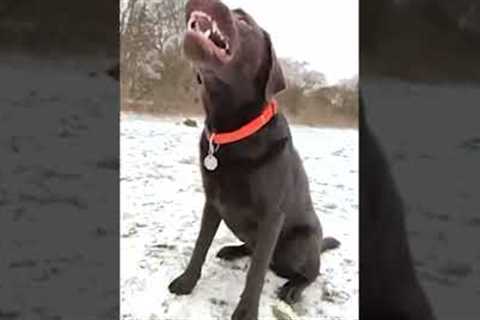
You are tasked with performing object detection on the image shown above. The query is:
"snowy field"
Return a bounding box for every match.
[120,115,359,320]
[363,79,480,320]
[1,55,118,319]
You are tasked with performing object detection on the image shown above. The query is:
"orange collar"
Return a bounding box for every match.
[205,100,278,145]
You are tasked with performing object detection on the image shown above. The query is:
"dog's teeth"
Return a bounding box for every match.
[204,29,211,38]
[211,22,224,40]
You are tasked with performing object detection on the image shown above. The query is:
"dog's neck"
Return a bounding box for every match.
[205,100,266,133]
[202,80,267,133]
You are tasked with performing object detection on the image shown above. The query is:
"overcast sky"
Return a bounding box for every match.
[223,0,358,84]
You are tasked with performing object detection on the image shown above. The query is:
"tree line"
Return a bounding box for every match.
[121,0,358,127]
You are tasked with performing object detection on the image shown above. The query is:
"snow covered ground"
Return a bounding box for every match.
[1,55,118,319]
[363,79,480,320]
[122,77,480,320]
[120,115,359,320]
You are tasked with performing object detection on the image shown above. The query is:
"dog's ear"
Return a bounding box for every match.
[263,31,286,100]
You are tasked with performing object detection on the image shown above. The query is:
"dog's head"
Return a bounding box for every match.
[183,0,286,102]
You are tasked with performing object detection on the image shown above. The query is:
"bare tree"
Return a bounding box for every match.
[121,0,190,105]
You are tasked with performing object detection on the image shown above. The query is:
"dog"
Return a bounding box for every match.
[168,0,340,319]
[360,95,435,320]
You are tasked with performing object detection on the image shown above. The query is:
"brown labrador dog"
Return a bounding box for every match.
[168,0,340,319]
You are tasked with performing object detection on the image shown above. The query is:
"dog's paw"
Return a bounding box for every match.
[168,272,199,295]
[216,244,251,261]
[277,282,303,305]
[231,302,258,320]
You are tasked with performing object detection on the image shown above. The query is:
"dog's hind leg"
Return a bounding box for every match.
[216,244,252,261]
[278,275,316,304]
[276,253,319,305]
[271,231,321,304]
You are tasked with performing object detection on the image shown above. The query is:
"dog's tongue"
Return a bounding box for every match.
[197,16,212,32]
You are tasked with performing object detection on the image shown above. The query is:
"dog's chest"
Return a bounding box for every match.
[204,173,260,243]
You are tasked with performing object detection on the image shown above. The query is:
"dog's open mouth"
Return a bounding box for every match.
[185,11,232,64]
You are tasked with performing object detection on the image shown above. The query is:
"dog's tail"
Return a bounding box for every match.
[321,237,341,253]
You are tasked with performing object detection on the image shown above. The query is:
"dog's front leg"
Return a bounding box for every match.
[168,202,221,295]
[232,209,285,320]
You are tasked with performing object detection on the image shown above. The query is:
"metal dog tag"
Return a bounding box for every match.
[203,154,218,171]
[204,133,219,171]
